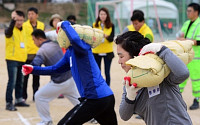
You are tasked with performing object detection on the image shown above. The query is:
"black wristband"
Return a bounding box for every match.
[125,96,135,104]
[156,46,167,56]
[197,40,200,45]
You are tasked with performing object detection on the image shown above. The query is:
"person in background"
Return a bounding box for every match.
[123,10,154,42]
[177,2,200,110]
[22,7,45,101]
[28,29,80,125]
[45,14,63,42]
[5,10,29,111]
[92,7,115,86]
[115,31,192,125]
[67,15,76,25]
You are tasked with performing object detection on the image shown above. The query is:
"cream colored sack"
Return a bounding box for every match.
[126,40,194,87]
[57,24,104,49]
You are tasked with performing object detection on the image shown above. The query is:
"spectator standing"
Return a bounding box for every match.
[92,7,115,86]
[5,10,29,111]
[177,3,200,110]
[123,10,154,42]
[45,14,63,42]
[22,7,45,101]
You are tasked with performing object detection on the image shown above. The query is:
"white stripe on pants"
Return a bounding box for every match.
[35,77,80,122]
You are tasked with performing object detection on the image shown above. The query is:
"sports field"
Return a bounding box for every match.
[0,31,199,125]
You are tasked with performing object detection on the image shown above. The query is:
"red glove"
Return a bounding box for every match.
[56,21,63,34]
[22,64,33,76]
[124,76,137,87]
[123,76,139,100]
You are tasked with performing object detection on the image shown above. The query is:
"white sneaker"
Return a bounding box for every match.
[36,121,53,125]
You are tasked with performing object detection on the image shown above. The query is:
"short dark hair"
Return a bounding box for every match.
[67,15,76,21]
[131,9,144,22]
[188,3,200,15]
[31,29,46,39]
[115,31,151,58]
[15,10,25,18]
[27,7,38,14]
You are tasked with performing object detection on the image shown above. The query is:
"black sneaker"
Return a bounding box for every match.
[189,98,199,110]
[6,103,17,111]
[15,101,30,107]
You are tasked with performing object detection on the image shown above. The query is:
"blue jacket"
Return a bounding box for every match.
[32,21,113,99]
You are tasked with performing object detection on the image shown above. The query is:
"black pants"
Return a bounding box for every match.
[58,95,118,125]
[93,52,114,86]
[23,59,40,100]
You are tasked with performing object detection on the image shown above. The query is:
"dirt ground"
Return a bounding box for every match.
[0,31,199,125]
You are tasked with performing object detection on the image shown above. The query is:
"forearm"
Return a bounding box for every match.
[5,19,15,38]
[32,53,70,75]
[119,87,135,121]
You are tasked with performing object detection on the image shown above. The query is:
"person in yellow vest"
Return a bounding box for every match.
[177,3,200,110]
[123,10,154,42]
[5,10,29,111]
[92,7,115,87]
[23,7,45,101]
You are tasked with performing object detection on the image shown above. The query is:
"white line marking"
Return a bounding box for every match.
[17,112,31,125]
[0,117,39,122]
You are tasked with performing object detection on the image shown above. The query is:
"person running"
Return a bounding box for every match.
[115,31,192,125]
[22,21,118,125]
[5,10,29,111]
[26,29,80,125]
[22,7,45,101]
[177,3,200,110]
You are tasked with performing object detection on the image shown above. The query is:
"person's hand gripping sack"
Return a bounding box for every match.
[139,43,163,55]
[123,77,140,101]
[22,64,33,76]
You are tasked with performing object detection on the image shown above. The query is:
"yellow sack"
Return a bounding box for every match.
[126,40,194,87]
[161,40,194,65]
[57,24,104,49]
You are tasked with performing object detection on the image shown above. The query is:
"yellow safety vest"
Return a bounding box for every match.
[5,26,27,62]
[92,22,113,53]
[138,23,154,42]
[127,24,135,31]
[181,17,200,57]
[127,23,154,42]
[23,20,45,54]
